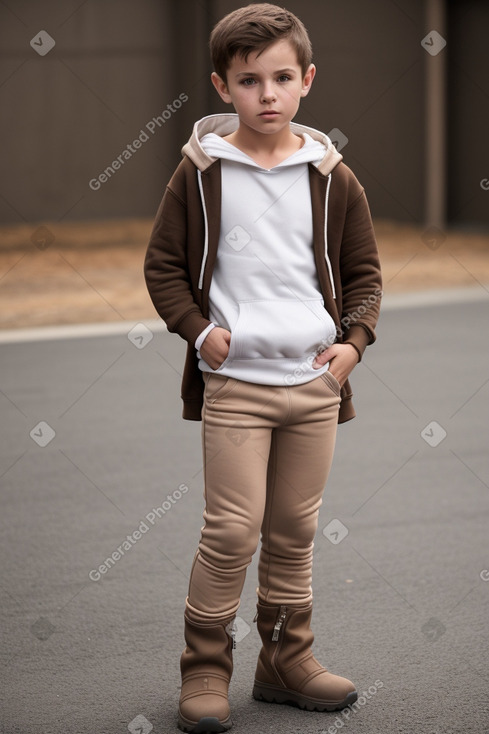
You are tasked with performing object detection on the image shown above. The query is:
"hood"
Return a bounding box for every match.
[181,113,343,176]
[199,131,328,170]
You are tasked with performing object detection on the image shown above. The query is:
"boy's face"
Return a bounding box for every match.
[211,39,315,137]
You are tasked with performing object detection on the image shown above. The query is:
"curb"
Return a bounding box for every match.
[0,286,487,345]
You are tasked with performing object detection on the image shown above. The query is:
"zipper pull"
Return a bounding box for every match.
[253,611,258,624]
[272,605,287,642]
[227,619,237,648]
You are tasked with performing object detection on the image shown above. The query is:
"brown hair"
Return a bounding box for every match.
[210,3,313,83]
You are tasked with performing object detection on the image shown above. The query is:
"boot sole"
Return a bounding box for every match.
[177,714,232,733]
[253,681,358,712]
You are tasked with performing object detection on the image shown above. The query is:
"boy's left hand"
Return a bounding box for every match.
[312,343,359,387]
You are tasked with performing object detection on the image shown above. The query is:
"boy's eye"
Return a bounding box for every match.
[239,75,291,86]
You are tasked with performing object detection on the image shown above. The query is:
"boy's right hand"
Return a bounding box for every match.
[199,327,231,370]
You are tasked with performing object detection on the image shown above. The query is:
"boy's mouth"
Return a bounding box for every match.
[259,110,280,117]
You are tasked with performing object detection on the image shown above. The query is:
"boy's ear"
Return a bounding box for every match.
[300,63,316,98]
[211,72,233,104]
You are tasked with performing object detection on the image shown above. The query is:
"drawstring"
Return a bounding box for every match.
[197,169,209,290]
[324,173,336,299]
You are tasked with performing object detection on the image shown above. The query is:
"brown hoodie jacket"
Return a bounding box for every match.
[144,114,382,422]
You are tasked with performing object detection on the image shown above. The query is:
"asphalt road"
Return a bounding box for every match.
[1,294,488,734]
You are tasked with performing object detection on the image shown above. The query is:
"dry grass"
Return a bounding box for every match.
[0,218,488,329]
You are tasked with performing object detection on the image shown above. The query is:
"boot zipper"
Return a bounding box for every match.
[227,619,237,649]
[272,605,287,642]
[270,605,288,688]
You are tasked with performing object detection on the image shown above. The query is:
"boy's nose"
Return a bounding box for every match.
[260,84,277,103]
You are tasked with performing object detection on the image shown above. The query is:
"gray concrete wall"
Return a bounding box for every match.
[0,1,487,226]
[447,0,489,227]
[0,0,184,222]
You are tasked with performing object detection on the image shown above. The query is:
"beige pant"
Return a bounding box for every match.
[187,371,341,619]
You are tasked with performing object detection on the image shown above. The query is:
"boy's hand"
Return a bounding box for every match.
[199,327,231,370]
[312,343,359,387]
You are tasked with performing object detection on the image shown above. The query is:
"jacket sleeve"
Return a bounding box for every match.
[144,170,212,346]
[339,188,382,361]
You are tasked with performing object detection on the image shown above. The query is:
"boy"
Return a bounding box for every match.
[144,4,382,732]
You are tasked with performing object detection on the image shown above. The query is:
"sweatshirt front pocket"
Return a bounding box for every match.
[228,299,336,362]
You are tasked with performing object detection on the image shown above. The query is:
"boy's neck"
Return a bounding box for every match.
[223,122,304,168]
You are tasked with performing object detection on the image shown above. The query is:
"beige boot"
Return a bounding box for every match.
[252,599,357,712]
[178,601,235,733]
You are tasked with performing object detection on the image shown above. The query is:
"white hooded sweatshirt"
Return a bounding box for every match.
[196,129,337,386]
